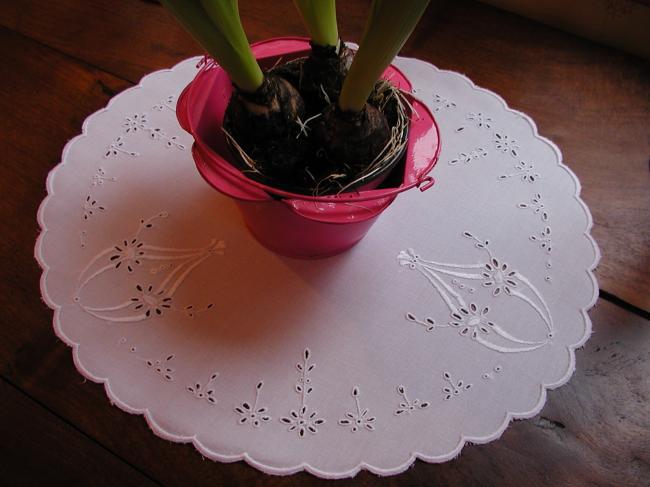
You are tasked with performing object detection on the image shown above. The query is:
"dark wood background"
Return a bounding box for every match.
[1,1,648,485]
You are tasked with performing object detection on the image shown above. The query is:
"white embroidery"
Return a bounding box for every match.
[235,381,271,427]
[152,95,177,112]
[448,147,488,166]
[530,226,552,253]
[338,387,376,432]
[499,161,540,183]
[431,93,456,113]
[518,193,548,221]
[442,372,471,400]
[187,372,219,405]
[82,195,105,220]
[74,213,224,322]
[104,136,138,158]
[280,349,325,438]
[395,385,430,415]
[92,167,117,186]
[482,364,503,380]
[493,133,519,157]
[398,231,555,353]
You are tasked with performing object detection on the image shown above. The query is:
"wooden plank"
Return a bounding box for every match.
[0,0,648,310]
[3,299,647,485]
[0,378,158,486]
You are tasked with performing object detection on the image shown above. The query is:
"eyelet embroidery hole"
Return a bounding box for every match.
[339,387,376,432]
[442,372,472,400]
[280,349,325,438]
[187,372,219,405]
[394,385,430,416]
[235,381,271,427]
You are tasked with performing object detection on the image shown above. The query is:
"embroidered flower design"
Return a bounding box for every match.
[281,349,325,438]
[280,405,325,437]
[235,381,271,427]
[432,94,456,112]
[145,354,175,381]
[123,113,148,133]
[442,371,472,400]
[482,258,517,296]
[82,195,105,220]
[493,133,519,157]
[152,95,176,112]
[450,304,494,339]
[187,372,219,405]
[449,147,488,166]
[468,112,492,129]
[394,385,430,415]
[131,284,172,317]
[104,136,138,158]
[110,238,145,272]
[338,387,376,432]
[530,226,552,253]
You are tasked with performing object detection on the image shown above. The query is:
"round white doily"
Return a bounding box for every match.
[36,56,599,478]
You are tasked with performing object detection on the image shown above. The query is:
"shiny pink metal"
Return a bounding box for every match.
[177,37,441,259]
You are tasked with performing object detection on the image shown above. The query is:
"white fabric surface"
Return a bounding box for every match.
[35,56,600,478]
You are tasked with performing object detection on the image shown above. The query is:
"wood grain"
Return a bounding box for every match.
[0,378,157,486]
[0,0,648,310]
[0,0,648,484]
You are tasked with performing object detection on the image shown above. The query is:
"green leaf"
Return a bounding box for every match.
[339,0,430,112]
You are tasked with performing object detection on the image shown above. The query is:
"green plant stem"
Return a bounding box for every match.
[160,0,263,93]
[293,0,339,47]
[338,0,430,112]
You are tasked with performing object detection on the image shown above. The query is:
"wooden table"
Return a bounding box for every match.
[1,1,648,485]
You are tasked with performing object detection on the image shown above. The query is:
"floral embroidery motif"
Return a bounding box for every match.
[456,112,493,133]
[235,381,271,427]
[280,349,325,438]
[493,133,519,157]
[450,304,494,339]
[92,167,117,186]
[398,231,555,353]
[104,136,138,158]
[82,195,105,220]
[448,147,488,166]
[442,372,471,400]
[431,94,456,112]
[146,354,175,382]
[468,112,492,129]
[339,387,376,432]
[499,161,540,183]
[152,95,177,112]
[187,372,219,405]
[122,112,185,150]
[530,226,552,253]
[395,385,430,415]
[130,284,172,317]
[482,258,517,296]
[518,193,548,221]
[110,238,145,273]
[75,213,224,322]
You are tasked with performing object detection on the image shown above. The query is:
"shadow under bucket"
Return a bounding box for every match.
[177,37,441,259]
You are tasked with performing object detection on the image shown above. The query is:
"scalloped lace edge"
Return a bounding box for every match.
[34,55,601,479]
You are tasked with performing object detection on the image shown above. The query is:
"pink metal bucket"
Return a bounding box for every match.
[177,37,441,258]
